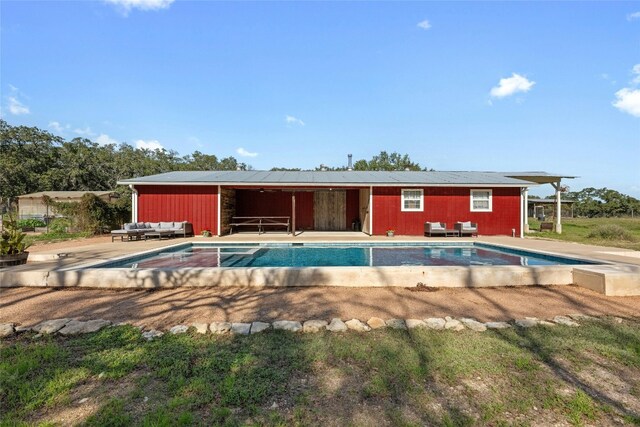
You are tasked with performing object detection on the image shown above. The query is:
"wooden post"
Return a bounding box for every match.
[523,187,529,233]
[291,192,296,236]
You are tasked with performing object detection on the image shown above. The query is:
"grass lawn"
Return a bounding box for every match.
[527,217,640,251]
[1,318,639,426]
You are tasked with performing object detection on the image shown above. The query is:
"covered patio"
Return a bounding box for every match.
[505,172,577,234]
[218,186,372,236]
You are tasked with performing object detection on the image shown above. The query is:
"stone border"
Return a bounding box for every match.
[1,313,619,340]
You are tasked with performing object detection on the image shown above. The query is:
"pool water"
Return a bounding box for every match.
[96,243,594,269]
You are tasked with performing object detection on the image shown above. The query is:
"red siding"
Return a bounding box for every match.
[346,189,360,229]
[137,185,218,235]
[235,190,314,230]
[372,187,521,236]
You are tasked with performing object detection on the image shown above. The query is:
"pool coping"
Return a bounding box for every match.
[1,241,638,296]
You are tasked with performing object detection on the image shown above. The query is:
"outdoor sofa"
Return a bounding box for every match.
[111,221,194,242]
[424,222,447,237]
[454,221,478,237]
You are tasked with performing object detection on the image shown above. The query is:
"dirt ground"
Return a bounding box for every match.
[27,235,113,252]
[1,285,638,329]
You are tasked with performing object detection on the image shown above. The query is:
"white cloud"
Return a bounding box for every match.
[8,97,30,115]
[236,147,258,157]
[627,11,640,21]
[285,115,305,126]
[105,0,174,15]
[612,64,640,117]
[48,121,65,133]
[73,126,94,136]
[632,64,640,85]
[95,133,118,145]
[490,73,536,98]
[6,85,30,114]
[613,88,640,117]
[417,19,431,30]
[135,139,164,150]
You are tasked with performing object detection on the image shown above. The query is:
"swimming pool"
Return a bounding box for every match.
[94,242,595,269]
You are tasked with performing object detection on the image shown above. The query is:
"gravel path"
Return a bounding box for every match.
[1,285,638,329]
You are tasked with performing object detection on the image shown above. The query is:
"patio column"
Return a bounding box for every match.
[129,185,138,223]
[291,192,296,237]
[217,185,221,236]
[523,187,529,233]
[369,186,373,236]
[551,180,562,234]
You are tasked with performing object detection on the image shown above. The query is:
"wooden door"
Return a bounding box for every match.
[314,191,346,230]
[359,188,370,234]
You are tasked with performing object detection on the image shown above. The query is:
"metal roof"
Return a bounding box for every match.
[118,171,538,187]
[501,172,578,184]
[18,191,116,199]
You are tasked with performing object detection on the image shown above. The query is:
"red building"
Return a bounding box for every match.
[119,171,559,237]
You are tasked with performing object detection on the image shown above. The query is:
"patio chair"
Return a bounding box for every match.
[454,221,478,237]
[424,222,447,237]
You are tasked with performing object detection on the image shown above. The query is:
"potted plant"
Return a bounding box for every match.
[1,215,31,267]
[201,229,212,237]
[386,229,395,237]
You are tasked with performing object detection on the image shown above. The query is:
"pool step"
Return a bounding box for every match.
[574,265,640,296]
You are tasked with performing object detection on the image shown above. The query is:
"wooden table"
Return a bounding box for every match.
[229,216,291,235]
[445,229,460,237]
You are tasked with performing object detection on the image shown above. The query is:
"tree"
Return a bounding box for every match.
[315,151,425,171]
[564,187,640,217]
[0,119,63,203]
[0,120,254,210]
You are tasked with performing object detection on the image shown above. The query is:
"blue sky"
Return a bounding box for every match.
[1,1,639,197]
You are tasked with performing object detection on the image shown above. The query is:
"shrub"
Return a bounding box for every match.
[17,219,46,228]
[49,218,71,234]
[1,215,30,255]
[50,194,119,234]
[587,224,635,241]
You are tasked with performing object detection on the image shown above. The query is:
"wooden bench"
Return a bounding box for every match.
[229,216,290,235]
[540,222,554,232]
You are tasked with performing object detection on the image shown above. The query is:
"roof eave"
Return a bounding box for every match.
[118,180,539,187]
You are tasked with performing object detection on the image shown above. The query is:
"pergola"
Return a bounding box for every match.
[505,172,577,234]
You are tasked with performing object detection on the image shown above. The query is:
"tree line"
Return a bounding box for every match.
[564,187,640,218]
[0,120,248,207]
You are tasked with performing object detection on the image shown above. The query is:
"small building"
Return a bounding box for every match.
[118,171,574,237]
[17,191,118,219]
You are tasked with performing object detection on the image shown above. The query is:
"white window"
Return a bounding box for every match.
[401,189,423,212]
[470,189,492,212]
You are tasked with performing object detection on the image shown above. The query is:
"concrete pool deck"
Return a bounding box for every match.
[1,233,639,295]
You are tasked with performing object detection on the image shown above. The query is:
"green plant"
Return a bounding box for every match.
[587,224,635,241]
[17,218,46,228]
[0,215,31,255]
[201,229,212,237]
[49,218,71,234]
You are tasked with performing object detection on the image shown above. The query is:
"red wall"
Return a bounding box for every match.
[137,185,218,235]
[346,189,360,228]
[235,190,315,230]
[372,187,521,236]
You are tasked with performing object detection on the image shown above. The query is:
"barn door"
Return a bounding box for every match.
[314,191,346,230]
